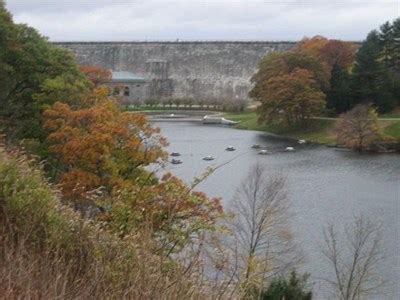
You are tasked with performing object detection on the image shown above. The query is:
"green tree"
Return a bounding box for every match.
[0,3,89,141]
[380,18,400,107]
[350,30,395,111]
[350,30,382,105]
[379,21,394,68]
[391,18,400,73]
[350,19,400,113]
[327,63,351,114]
[257,271,312,300]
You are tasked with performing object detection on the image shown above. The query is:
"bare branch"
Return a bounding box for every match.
[321,215,384,299]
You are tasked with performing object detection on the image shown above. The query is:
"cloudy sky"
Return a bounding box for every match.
[5,0,399,41]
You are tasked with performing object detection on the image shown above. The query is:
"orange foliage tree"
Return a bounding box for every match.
[294,36,356,70]
[105,173,223,251]
[44,87,223,247]
[44,87,168,200]
[320,40,357,70]
[255,68,326,125]
[80,65,112,87]
[293,35,329,57]
[291,36,357,114]
[250,51,328,125]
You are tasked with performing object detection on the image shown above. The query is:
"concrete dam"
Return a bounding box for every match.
[55,41,295,100]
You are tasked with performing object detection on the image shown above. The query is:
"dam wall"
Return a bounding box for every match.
[55,41,295,100]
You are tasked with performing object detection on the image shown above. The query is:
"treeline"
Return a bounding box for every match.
[251,18,400,126]
[141,95,249,112]
[350,19,400,113]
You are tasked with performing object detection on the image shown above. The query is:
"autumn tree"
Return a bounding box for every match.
[44,88,224,252]
[105,173,223,253]
[294,36,357,114]
[80,65,112,87]
[44,87,168,200]
[294,36,356,71]
[293,35,329,57]
[250,50,329,126]
[253,67,326,125]
[336,104,381,151]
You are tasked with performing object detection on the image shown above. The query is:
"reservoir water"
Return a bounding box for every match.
[152,121,400,299]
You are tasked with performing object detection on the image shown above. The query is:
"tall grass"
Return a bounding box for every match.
[0,148,235,298]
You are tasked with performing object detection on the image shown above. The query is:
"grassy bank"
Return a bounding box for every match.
[383,121,400,139]
[224,112,400,145]
[223,112,337,145]
[125,106,400,143]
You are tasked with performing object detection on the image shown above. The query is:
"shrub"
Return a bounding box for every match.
[336,103,382,151]
[255,271,312,300]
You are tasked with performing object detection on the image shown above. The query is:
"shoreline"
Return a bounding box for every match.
[129,108,400,151]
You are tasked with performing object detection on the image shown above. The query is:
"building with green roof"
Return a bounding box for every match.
[108,71,148,104]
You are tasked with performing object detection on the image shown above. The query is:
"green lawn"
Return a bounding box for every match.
[125,106,400,145]
[223,112,336,145]
[383,121,400,140]
[224,111,400,145]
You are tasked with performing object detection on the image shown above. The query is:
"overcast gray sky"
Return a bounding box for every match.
[5,0,399,41]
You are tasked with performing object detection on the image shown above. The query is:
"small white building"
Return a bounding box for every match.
[108,71,148,105]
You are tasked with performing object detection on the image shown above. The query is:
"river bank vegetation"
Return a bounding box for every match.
[223,111,400,145]
[248,18,400,150]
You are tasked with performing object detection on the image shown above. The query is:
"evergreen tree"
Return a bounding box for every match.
[327,62,351,114]
[386,18,400,103]
[379,18,400,109]
[350,30,396,112]
[260,271,312,300]
[379,21,394,68]
[391,18,400,74]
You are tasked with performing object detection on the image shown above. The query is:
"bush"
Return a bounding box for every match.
[254,271,312,300]
[336,103,382,151]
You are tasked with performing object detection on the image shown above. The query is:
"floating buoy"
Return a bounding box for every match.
[258,149,268,155]
[171,158,183,164]
[203,155,214,161]
[226,146,236,151]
